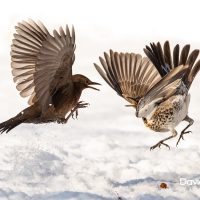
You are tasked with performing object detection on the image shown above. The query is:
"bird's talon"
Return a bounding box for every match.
[57,118,68,124]
[76,101,89,109]
[75,110,78,119]
[184,131,192,134]
[150,141,170,151]
[176,130,192,146]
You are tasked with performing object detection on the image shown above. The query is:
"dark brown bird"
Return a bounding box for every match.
[0,19,100,133]
[94,41,200,150]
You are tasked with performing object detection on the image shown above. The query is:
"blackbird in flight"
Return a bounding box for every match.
[0,19,100,133]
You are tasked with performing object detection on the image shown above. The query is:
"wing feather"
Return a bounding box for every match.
[11,20,75,110]
[140,65,188,107]
[144,40,200,88]
[94,50,161,107]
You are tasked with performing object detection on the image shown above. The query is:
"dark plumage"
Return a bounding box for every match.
[0,19,100,134]
[144,41,200,88]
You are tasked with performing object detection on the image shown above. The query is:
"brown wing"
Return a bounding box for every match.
[139,64,188,109]
[94,50,161,107]
[11,19,75,111]
[143,41,200,88]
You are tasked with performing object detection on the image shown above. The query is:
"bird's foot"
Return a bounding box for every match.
[71,101,89,119]
[57,118,68,124]
[58,101,89,124]
[71,110,78,119]
[76,101,90,109]
[150,141,170,151]
[176,130,192,147]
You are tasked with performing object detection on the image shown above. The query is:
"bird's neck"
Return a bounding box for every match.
[73,82,85,94]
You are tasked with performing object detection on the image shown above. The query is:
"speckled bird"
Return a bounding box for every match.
[94,41,200,150]
[0,19,100,133]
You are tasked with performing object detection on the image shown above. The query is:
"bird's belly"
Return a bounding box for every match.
[37,98,78,123]
[143,94,189,132]
[55,102,75,117]
[54,93,81,119]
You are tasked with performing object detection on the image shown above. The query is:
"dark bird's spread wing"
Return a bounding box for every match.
[144,41,200,88]
[11,19,75,111]
[94,50,161,107]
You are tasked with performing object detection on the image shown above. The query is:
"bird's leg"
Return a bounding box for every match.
[150,129,177,151]
[57,109,77,124]
[176,115,194,146]
[58,101,89,124]
[71,101,89,119]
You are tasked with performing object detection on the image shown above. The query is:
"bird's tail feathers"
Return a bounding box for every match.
[0,112,26,134]
[183,59,200,89]
[144,41,200,89]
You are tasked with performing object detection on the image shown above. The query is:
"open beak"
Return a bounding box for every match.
[87,82,101,91]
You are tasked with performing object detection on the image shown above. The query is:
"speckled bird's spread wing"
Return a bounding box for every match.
[94,50,161,107]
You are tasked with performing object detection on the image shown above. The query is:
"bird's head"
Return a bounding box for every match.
[136,98,161,118]
[72,74,101,91]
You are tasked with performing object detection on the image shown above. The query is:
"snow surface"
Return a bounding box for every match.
[0,0,200,199]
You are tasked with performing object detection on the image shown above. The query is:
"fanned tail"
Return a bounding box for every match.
[144,41,200,89]
[184,60,200,89]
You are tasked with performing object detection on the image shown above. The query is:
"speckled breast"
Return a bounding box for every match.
[143,107,175,132]
[143,94,188,132]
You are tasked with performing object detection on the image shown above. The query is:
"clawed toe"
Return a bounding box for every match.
[76,101,90,109]
[72,109,78,119]
[75,109,78,118]
[71,101,89,120]
[78,103,90,108]
[184,131,192,134]
[72,112,75,119]
[71,109,78,119]
[150,141,170,151]
[176,130,192,147]
[57,118,67,124]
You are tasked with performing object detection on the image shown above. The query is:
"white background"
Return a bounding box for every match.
[0,0,200,199]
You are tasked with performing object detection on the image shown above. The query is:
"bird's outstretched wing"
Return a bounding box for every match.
[94,50,161,107]
[11,19,75,111]
[138,64,188,109]
[144,41,200,88]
